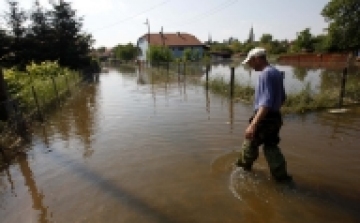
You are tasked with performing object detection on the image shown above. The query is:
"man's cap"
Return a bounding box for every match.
[242,47,267,64]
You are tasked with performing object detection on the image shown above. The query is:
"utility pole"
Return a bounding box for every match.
[144,18,150,66]
[161,26,165,46]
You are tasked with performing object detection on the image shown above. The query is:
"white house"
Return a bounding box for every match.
[137,32,205,62]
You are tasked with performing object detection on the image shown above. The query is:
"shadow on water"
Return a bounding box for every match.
[2,145,179,223]
[37,129,180,223]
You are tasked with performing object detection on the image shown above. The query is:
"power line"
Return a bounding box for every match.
[93,0,171,32]
[168,0,238,28]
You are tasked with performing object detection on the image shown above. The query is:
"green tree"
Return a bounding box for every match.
[243,43,256,53]
[294,28,314,52]
[210,43,233,54]
[4,0,28,68]
[1,0,98,72]
[49,0,94,69]
[114,43,139,61]
[183,48,192,61]
[269,40,288,54]
[0,28,12,66]
[312,34,330,52]
[192,49,201,61]
[260,34,273,44]
[230,41,243,53]
[321,0,360,51]
[147,45,173,64]
[182,48,202,61]
[4,1,27,40]
[27,0,53,63]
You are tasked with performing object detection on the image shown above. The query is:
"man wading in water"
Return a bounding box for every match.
[236,47,293,184]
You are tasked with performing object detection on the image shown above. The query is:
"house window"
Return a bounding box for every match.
[178,47,184,51]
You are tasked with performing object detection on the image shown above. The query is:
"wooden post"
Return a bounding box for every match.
[338,68,348,108]
[205,65,210,90]
[31,86,43,122]
[230,67,235,99]
[183,62,186,75]
[0,69,9,120]
[51,76,60,104]
[65,75,71,93]
[178,62,180,75]
[281,71,285,79]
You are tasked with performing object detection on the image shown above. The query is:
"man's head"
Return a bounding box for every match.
[242,47,268,71]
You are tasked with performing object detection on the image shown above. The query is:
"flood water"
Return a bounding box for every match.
[0,64,360,223]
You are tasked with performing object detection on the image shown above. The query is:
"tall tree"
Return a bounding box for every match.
[0,28,11,65]
[27,0,53,63]
[321,0,360,51]
[49,0,93,69]
[260,34,273,44]
[294,28,314,52]
[114,43,139,61]
[4,0,28,67]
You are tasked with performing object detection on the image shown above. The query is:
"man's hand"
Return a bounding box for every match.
[245,106,269,140]
[245,123,256,140]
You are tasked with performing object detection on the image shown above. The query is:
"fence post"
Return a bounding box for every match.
[65,75,71,93]
[183,62,186,75]
[51,76,60,105]
[230,67,235,99]
[338,67,348,108]
[0,69,9,120]
[205,65,210,90]
[178,62,180,75]
[281,71,285,79]
[31,85,43,122]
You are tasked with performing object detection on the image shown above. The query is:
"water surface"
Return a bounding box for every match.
[0,65,359,223]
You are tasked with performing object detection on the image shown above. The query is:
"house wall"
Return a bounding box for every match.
[137,37,205,61]
[137,37,148,62]
[278,53,348,63]
[170,46,204,59]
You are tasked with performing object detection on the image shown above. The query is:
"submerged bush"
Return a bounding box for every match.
[4,61,80,113]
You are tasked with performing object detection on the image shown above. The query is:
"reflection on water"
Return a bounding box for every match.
[18,153,50,223]
[209,62,360,95]
[46,83,99,158]
[0,66,359,222]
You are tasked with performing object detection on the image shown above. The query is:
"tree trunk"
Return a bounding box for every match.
[0,69,9,120]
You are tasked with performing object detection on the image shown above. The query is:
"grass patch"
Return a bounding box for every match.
[282,84,339,113]
[206,77,254,103]
[205,77,359,114]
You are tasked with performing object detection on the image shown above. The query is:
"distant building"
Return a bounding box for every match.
[247,26,255,43]
[137,32,205,62]
[90,48,114,62]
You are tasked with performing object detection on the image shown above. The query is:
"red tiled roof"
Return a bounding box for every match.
[139,32,204,47]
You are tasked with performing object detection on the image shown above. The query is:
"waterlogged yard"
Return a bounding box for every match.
[0,64,359,223]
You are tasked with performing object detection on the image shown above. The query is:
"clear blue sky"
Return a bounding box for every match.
[0,0,330,48]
